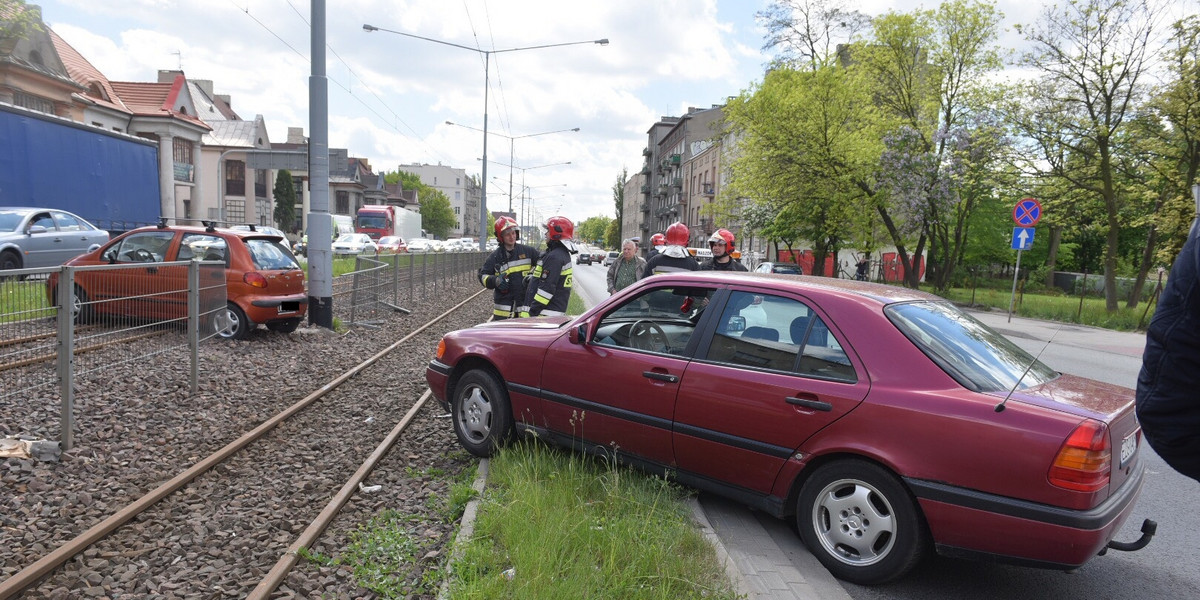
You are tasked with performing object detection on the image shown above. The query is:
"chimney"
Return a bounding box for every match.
[193,79,214,96]
[216,94,231,109]
[158,69,183,83]
[287,127,307,144]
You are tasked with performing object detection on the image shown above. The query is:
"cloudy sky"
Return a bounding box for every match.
[35,0,1195,228]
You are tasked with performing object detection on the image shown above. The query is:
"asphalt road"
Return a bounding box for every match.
[569,265,1198,599]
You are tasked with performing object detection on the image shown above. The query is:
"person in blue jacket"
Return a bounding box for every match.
[1138,219,1200,483]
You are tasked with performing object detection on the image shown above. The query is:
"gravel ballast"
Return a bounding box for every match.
[1,284,491,598]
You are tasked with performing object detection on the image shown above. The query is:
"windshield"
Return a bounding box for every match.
[246,239,301,270]
[358,215,386,228]
[885,301,1058,393]
[335,234,360,243]
[0,211,26,232]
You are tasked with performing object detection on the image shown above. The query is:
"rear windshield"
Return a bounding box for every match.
[885,301,1058,393]
[246,238,301,270]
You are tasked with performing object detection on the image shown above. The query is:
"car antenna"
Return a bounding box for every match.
[995,322,1066,413]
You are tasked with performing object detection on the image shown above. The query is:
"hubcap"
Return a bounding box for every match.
[457,385,492,443]
[812,478,896,567]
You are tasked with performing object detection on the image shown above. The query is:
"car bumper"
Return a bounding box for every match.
[908,455,1146,568]
[245,294,308,324]
[426,359,452,411]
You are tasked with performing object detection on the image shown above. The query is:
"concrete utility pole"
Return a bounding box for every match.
[308,0,332,328]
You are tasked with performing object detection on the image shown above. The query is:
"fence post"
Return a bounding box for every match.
[188,261,199,395]
[56,267,75,451]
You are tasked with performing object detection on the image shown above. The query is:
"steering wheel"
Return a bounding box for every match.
[630,319,669,353]
[132,248,155,262]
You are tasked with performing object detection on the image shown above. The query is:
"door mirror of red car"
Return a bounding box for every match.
[569,322,587,345]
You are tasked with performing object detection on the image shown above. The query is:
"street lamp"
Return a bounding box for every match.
[447,120,579,213]
[364,23,608,250]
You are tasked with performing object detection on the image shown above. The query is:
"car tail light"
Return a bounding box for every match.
[244,272,268,289]
[1048,419,1111,492]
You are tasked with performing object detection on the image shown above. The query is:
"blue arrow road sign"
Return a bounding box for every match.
[1012,227,1035,250]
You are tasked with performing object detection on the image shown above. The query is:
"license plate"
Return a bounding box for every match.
[277,302,299,314]
[1120,431,1138,467]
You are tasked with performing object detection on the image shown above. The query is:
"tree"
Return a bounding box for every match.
[1,0,43,44]
[612,167,627,244]
[577,215,613,245]
[757,0,871,71]
[1012,0,1165,311]
[856,1,1005,289]
[272,170,296,232]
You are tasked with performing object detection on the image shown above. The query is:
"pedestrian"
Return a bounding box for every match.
[607,238,647,294]
[646,232,666,260]
[478,216,539,321]
[642,222,699,277]
[520,216,575,317]
[1137,223,1200,483]
[855,256,870,281]
[699,229,748,272]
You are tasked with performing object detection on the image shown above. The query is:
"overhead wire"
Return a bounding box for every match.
[229,0,454,165]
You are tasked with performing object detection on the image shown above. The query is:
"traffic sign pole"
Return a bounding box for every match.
[1008,248,1022,323]
[1008,198,1041,323]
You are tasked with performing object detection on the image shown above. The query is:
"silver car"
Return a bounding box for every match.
[0,207,109,271]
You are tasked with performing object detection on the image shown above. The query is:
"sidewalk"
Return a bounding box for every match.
[963,306,1147,358]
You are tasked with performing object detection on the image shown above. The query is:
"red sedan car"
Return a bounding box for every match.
[426,272,1151,584]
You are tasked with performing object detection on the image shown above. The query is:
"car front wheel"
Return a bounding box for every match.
[796,459,929,585]
[451,369,514,458]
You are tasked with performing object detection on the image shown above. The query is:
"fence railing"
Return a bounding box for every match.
[331,251,483,327]
[0,261,225,450]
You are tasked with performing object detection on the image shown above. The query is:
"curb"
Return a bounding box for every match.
[438,457,489,600]
[689,496,755,599]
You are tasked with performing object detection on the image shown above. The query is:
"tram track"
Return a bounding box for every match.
[0,285,489,598]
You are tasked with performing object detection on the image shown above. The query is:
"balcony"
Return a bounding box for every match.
[702,183,715,196]
[669,154,681,165]
[640,203,650,213]
[642,147,652,157]
[640,164,650,175]
[672,177,682,189]
[640,184,651,194]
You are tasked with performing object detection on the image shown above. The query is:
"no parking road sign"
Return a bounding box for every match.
[1013,197,1042,227]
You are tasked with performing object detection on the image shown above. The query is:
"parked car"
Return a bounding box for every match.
[576,252,592,265]
[406,238,436,253]
[47,223,307,340]
[755,261,803,275]
[1,207,109,272]
[426,272,1150,585]
[602,251,619,266]
[377,236,408,253]
[331,233,378,256]
[230,224,289,239]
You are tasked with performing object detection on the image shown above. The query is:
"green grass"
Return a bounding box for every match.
[940,285,1154,331]
[0,279,55,324]
[446,441,740,600]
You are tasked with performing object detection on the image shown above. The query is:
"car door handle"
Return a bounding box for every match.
[786,395,832,412]
[643,371,679,383]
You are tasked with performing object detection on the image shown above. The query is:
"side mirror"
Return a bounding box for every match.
[568,322,587,345]
[27,225,48,235]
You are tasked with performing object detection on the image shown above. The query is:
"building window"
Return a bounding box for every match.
[225,160,246,196]
[13,91,55,115]
[255,169,267,198]
[336,191,349,214]
[454,206,460,215]
[455,191,461,201]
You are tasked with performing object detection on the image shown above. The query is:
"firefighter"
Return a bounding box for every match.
[646,232,667,260]
[699,228,748,272]
[520,216,576,317]
[642,222,699,277]
[479,216,539,320]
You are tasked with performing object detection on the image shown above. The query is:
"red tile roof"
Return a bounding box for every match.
[48,29,130,114]
[109,75,209,128]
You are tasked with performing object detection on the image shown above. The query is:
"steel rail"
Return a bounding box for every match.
[0,288,485,599]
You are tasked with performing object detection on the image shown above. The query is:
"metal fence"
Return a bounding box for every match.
[331,251,483,328]
[0,261,226,450]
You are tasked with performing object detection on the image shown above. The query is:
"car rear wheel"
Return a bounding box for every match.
[796,459,929,585]
[451,369,513,458]
[266,318,301,333]
[216,303,253,340]
[72,285,96,324]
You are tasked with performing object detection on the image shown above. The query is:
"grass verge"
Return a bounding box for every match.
[941,286,1154,331]
[445,440,740,600]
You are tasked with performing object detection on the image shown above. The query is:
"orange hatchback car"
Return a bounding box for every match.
[47,222,307,340]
